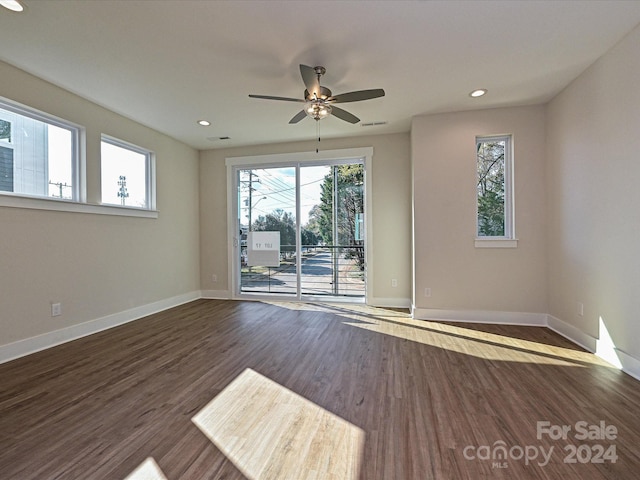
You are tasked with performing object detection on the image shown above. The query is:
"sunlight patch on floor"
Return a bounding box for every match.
[263,300,409,319]
[192,368,364,480]
[267,301,613,367]
[342,316,586,366]
[124,457,167,480]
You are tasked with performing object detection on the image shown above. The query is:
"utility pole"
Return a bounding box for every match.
[248,172,253,230]
[240,171,260,231]
[48,180,71,198]
[117,175,129,206]
[239,171,261,279]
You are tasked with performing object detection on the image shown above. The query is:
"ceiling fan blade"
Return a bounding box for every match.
[300,64,321,98]
[249,94,304,102]
[330,89,385,103]
[289,110,307,124]
[331,106,360,124]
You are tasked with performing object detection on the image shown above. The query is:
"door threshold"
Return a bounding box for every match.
[235,292,366,305]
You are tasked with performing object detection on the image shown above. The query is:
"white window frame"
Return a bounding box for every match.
[0,96,84,203]
[475,134,517,248]
[100,134,156,211]
[0,97,155,218]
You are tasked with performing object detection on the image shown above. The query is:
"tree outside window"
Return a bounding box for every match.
[476,135,512,238]
[0,119,11,142]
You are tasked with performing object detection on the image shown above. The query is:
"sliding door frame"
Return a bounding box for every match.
[225,147,374,303]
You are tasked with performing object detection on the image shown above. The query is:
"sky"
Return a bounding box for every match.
[240,165,328,227]
[100,141,147,207]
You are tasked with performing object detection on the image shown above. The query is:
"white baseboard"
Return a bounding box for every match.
[546,314,640,381]
[368,297,412,309]
[0,291,201,365]
[546,314,597,352]
[412,307,547,326]
[616,348,640,381]
[200,289,231,300]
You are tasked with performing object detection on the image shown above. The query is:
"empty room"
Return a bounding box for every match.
[2,1,640,479]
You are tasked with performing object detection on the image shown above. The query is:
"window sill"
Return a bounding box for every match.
[474,238,518,248]
[0,194,158,218]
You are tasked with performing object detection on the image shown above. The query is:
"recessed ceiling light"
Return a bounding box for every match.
[197,120,211,126]
[0,0,25,12]
[469,89,487,98]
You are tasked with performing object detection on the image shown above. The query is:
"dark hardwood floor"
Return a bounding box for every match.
[1,299,639,479]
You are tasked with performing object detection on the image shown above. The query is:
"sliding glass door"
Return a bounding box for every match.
[238,166,298,295]
[235,160,365,300]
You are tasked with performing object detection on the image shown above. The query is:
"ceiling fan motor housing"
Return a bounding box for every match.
[305,86,332,101]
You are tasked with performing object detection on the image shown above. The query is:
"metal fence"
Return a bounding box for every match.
[241,245,365,297]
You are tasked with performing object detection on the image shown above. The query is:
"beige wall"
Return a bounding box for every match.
[199,133,412,305]
[546,24,640,362]
[411,106,548,314]
[0,61,201,347]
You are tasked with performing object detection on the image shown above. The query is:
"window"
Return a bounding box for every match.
[476,134,514,243]
[0,118,11,142]
[0,99,80,201]
[101,135,155,210]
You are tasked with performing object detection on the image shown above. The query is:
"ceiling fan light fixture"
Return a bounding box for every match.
[305,102,332,120]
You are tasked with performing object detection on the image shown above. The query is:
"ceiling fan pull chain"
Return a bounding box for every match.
[316,120,321,153]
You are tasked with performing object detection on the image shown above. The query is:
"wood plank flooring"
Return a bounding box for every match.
[1,299,640,479]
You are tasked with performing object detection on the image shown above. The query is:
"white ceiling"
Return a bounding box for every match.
[1,0,640,150]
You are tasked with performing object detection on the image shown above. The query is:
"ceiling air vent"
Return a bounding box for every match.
[206,136,231,142]
[361,121,388,127]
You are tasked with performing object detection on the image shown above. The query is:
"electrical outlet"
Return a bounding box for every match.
[211,274,218,283]
[391,279,398,287]
[51,303,62,317]
[424,288,431,298]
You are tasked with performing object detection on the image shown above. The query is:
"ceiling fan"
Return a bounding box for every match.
[249,64,385,124]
